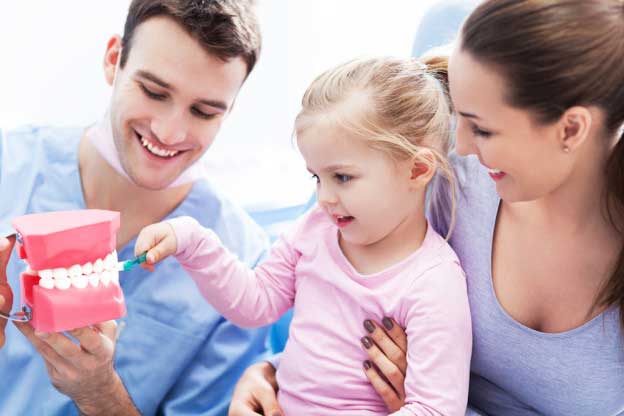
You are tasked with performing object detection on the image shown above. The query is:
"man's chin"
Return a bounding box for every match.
[125,170,182,191]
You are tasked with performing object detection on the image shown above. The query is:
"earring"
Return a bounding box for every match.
[563,146,570,153]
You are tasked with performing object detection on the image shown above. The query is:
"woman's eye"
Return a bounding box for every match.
[471,125,492,138]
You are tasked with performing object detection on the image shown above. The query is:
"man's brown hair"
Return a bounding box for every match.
[120,0,261,76]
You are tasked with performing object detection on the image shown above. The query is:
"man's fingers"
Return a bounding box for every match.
[0,235,16,283]
[364,320,407,375]
[363,361,403,412]
[68,324,113,357]
[34,330,83,359]
[361,335,405,399]
[13,322,73,374]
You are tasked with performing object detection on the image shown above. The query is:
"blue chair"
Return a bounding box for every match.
[412,0,480,57]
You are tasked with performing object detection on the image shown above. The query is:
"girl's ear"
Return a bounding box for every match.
[408,149,437,188]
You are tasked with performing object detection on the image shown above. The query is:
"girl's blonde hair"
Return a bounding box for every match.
[294,56,456,237]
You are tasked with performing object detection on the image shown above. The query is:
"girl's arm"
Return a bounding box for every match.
[136,216,299,328]
[391,260,472,416]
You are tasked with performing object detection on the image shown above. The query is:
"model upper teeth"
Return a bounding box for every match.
[488,168,503,174]
[140,136,179,157]
[27,251,121,290]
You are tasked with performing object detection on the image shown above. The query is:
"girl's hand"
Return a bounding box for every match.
[134,222,177,270]
[361,318,408,412]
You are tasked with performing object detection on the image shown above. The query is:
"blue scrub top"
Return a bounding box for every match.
[0,126,270,415]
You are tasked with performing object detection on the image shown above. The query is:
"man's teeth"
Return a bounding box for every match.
[488,168,503,175]
[29,251,121,290]
[140,136,179,158]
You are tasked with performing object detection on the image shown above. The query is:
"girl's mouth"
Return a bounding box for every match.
[335,215,354,228]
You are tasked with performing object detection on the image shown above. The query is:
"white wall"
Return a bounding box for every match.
[0,1,438,209]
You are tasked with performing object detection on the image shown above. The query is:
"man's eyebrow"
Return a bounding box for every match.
[136,70,170,89]
[198,98,228,112]
[136,70,228,112]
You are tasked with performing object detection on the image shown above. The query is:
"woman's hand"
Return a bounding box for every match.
[361,318,408,412]
[229,361,283,416]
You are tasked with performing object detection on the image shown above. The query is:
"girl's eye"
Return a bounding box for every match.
[334,173,352,183]
[140,84,166,101]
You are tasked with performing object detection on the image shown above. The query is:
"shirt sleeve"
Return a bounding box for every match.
[167,215,300,328]
[391,260,472,416]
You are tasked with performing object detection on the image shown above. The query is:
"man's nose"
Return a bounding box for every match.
[152,110,188,146]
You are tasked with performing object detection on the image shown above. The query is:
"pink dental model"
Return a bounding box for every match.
[11,210,126,332]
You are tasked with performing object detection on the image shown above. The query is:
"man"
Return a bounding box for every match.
[0,1,269,414]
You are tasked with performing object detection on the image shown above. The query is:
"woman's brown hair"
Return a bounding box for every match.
[462,0,624,326]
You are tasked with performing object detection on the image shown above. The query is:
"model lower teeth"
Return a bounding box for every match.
[27,250,121,290]
[139,136,179,157]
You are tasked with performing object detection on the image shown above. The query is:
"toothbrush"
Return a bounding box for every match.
[116,252,148,272]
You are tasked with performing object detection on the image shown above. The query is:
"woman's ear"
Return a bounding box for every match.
[558,106,593,153]
[103,35,122,86]
[408,149,437,188]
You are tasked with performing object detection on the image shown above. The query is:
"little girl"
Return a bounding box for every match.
[135,56,471,415]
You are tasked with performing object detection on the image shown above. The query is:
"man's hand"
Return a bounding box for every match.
[0,235,16,349]
[134,222,178,271]
[229,361,283,416]
[14,320,139,416]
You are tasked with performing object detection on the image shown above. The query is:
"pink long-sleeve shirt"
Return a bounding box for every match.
[169,206,472,415]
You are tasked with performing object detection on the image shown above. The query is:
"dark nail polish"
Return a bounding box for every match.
[363,360,372,370]
[363,319,375,333]
[382,317,393,330]
[361,336,373,349]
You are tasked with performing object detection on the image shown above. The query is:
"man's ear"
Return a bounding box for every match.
[408,149,437,188]
[558,106,593,153]
[103,35,122,86]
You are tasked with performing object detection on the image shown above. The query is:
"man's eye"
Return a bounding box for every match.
[191,107,217,120]
[140,84,166,101]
